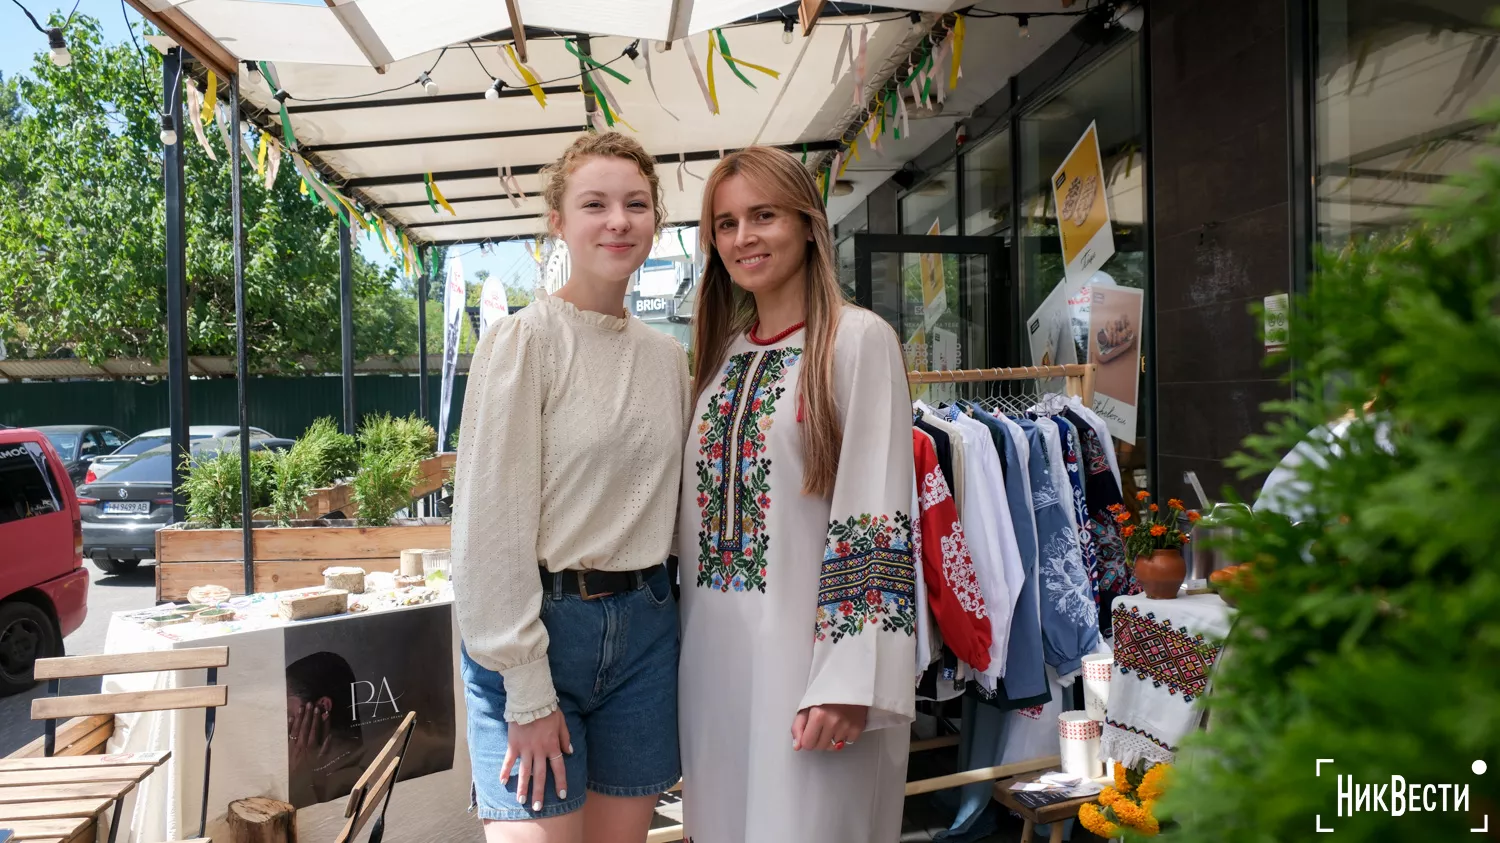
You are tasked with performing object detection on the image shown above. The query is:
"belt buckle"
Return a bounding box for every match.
[577,575,612,601]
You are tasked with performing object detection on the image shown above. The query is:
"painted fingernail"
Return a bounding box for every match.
[532,800,542,812]
[558,789,567,799]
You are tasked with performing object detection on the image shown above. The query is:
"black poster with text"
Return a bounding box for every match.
[284,603,456,808]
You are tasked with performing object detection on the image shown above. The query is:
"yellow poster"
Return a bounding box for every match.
[1051,121,1115,283]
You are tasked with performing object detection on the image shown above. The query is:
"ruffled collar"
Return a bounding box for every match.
[535,288,629,332]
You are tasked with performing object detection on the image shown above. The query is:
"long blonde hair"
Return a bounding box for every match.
[692,147,845,498]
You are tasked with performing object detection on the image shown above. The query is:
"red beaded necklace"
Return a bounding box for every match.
[747,321,806,346]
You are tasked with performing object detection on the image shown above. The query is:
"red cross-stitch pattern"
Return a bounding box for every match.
[1112,604,1223,702]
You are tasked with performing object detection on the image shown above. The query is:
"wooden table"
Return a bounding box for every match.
[0,751,170,842]
[993,769,1107,843]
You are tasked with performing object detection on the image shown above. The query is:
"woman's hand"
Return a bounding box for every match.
[288,700,332,770]
[791,704,868,751]
[500,709,572,811]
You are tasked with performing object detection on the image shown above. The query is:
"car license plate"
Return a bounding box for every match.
[102,501,149,514]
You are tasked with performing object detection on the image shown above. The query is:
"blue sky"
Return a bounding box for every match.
[1,0,535,287]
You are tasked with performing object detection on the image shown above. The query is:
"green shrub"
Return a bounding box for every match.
[292,417,358,486]
[352,447,420,527]
[266,447,317,525]
[181,447,276,528]
[359,413,435,461]
[1164,116,1500,839]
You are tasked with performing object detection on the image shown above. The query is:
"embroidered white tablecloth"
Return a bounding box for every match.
[1099,593,1233,767]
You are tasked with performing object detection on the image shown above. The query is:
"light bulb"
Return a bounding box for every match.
[419,72,439,96]
[653,39,668,53]
[782,20,794,44]
[485,79,504,100]
[47,28,70,67]
[159,114,177,146]
[1017,15,1030,38]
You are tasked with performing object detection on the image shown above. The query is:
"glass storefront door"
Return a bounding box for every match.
[853,233,1009,399]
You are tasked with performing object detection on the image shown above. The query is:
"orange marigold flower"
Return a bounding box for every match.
[1099,786,1123,807]
[1187,510,1202,522]
[1150,524,1167,537]
[1149,503,1159,512]
[1079,803,1122,839]
[1114,762,1131,792]
[1136,490,1150,501]
[1107,503,1123,513]
[1168,498,1185,510]
[1114,511,1131,524]
[1122,525,1135,538]
[1139,763,1171,802]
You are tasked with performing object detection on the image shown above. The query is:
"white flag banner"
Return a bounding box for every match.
[479,275,508,336]
[437,254,466,453]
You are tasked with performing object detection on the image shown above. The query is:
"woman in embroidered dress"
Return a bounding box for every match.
[452,132,688,843]
[677,146,917,842]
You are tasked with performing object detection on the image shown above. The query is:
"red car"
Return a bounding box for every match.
[0,428,89,696]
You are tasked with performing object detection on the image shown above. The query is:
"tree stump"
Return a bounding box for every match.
[227,797,298,843]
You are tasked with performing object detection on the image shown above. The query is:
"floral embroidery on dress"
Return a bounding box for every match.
[919,467,948,510]
[814,513,917,643]
[1018,705,1045,720]
[694,348,800,592]
[938,525,986,618]
[1041,531,1094,626]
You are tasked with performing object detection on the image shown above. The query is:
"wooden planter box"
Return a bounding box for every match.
[154,523,451,602]
[294,453,455,520]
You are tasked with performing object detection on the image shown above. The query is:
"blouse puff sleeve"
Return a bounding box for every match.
[799,313,919,733]
[450,316,558,725]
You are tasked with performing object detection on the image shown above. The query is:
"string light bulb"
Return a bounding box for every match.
[782,19,795,44]
[159,113,178,146]
[1016,14,1030,38]
[418,71,439,96]
[653,39,668,53]
[485,79,505,100]
[625,41,643,66]
[46,27,70,67]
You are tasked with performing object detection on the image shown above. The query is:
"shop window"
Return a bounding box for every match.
[962,130,1013,239]
[901,164,959,236]
[835,234,858,301]
[1017,38,1149,489]
[1315,1,1498,245]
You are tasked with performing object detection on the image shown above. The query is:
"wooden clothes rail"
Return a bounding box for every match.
[907,364,1097,406]
[648,365,1098,841]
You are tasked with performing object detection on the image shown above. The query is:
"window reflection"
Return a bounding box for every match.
[1315,1,1499,244]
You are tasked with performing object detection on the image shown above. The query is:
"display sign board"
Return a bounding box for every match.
[1051,121,1116,284]
[1086,284,1144,442]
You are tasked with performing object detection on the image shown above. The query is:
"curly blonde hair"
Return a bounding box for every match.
[540,131,665,234]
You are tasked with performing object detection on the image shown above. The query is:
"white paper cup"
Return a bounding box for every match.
[1081,654,1114,722]
[1058,712,1103,778]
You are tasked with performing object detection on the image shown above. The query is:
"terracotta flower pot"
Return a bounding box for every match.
[1135,549,1186,600]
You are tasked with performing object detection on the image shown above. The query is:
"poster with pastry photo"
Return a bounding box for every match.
[1087,284,1143,442]
[1051,121,1116,284]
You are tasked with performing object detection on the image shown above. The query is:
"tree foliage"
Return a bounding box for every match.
[0,15,419,368]
[1162,118,1500,839]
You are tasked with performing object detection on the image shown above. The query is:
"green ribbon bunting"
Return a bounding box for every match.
[676,228,689,259]
[563,39,632,85]
[423,175,439,214]
[821,167,831,204]
[583,73,617,127]
[258,61,298,150]
[714,29,756,89]
[801,144,808,164]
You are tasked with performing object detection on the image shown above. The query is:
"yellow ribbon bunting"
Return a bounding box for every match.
[300,179,309,196]
[720,54,781,81]
[203,72,217,126]
[950,15,966,90]
[705,35,720,115]
[430,178,457,216]
[255,132,269,176]
[506,44,548,108]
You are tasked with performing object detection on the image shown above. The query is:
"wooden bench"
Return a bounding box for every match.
[28,647,230,843]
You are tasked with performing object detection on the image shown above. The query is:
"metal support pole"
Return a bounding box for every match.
[164,47,191,525]
[232,73,254,596]
[340,218,357,435]
[417,249,430,424]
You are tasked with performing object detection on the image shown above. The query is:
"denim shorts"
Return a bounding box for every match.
[461,563,681,820]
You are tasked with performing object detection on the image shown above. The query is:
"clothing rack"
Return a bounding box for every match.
[907,364,1097,406]
[645,364,1099,843]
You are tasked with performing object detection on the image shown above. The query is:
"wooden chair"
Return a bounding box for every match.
[334,711,416,843]
[30,647,230,843]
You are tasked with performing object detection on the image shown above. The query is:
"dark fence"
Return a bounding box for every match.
[0,374,468,442]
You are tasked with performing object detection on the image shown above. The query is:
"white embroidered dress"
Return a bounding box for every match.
[678,308,917,843]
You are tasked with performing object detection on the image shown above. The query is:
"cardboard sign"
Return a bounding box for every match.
[1086,284,1144,442]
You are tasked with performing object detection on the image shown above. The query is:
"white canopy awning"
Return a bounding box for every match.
[129,0,1077,246]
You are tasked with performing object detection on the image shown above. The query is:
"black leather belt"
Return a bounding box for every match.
[541,564,660,600]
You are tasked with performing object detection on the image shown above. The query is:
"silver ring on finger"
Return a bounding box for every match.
[549,753,564,760]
